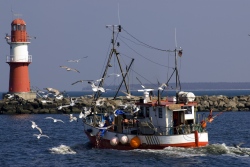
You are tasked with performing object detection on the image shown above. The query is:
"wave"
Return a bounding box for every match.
[49,144,76,154]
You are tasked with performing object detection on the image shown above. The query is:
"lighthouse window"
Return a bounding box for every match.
[158,108,163,118]
[12,25,16,31]
[17,24,21,30]
[21,25,24,31]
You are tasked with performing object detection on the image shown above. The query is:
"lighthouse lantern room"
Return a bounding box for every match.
[4,18,36,100]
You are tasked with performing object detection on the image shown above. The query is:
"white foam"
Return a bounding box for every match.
[49,144,76,154]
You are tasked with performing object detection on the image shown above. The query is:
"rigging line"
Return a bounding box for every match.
[118,34,153,49]
[118,37,172,68]
[122,28,168,52]
[100,40,112,79]
[130,68,158,87]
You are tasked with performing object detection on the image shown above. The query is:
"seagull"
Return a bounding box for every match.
[33,134,49,139]
[44,88,60,96]
[67,56,88,63]
[69,114,78,122]
[45,117,64,123]
[60,66,80,73]
[31,121,38,129]
[31,121,43,134]
[71,80,86,85]
[121,91,138,99]
[57,104,70,110]
[79,111,84,118]
[107,73,122,77]
[97,124,114,130]
[80,107,92,118]
[158,83,167,91]
[88,81,105,92]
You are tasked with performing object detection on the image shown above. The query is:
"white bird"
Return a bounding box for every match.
[31,121,43,134]
[81,107,92,118]
[44,88,60,96]
[79,111,84,118]
[55,94,64,100]
[67,56,88,63]
[33,134,49,139]
[45,117,64,123]
[69,114,78,122]
[107,73,122,77]
[31,121,38,129]
[158,83,167,91]
[60,66,80,73]
[88,81,105,92]
[57,104,70,110]
[121,91,138,99]
[97,125,114,130]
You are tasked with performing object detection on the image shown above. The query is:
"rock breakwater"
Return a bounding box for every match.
[1,95,250,114]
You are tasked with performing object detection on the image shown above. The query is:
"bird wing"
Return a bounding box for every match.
[71,80,82,85]
[71,68,80,73]
[60,66,68,69]
[57,119,64,123]
[36,126,43,134]
[41,134,50,138]
[45,117,54,120]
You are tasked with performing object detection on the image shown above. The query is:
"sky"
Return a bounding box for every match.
[1,0,250,92]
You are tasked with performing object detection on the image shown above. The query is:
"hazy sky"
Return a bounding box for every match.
[1,0,250,92]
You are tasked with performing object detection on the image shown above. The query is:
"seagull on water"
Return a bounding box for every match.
[45,117,64,123]
[33,134,49,139]
[60,66,80,73]
[67,56,88,63]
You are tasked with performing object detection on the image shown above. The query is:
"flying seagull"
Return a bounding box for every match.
[60,66,80,73]
[31,121,43,134]
[45,117,64,123]
[88,81,105,92]
[67,56,88,63]
[33,134,50,139]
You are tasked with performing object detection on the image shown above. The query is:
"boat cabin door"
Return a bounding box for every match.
[172,110,185,127]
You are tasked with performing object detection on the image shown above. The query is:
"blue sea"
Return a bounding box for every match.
[1,89,250,167]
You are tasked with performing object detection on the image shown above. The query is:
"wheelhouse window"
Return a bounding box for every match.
[158,108,162,118]
[182,106,192,114]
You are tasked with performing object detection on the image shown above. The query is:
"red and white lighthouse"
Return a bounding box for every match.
[5,18,32,93]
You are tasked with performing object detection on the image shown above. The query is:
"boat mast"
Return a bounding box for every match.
[94,25,130,101]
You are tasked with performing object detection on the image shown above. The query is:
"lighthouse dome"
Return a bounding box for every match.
[11,18,26,25]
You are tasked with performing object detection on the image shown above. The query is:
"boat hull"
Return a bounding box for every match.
[83,123,209,150]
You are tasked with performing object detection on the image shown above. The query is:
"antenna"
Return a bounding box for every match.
[175,28,177,48]
[118,3,121,25]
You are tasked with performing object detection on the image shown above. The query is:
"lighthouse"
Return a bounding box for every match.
[5,18,36,100]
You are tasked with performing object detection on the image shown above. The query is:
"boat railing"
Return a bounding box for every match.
[157,124,205,135]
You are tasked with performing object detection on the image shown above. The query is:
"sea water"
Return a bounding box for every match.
[0,112,250,167]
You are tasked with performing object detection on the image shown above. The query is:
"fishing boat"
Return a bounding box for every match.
[81,25,209,150]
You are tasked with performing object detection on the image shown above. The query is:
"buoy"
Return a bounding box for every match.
[130,136,141,148]
[120,135,128,144]
[110,137,119,146]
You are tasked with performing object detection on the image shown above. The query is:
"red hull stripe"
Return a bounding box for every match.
[85,132,208,150]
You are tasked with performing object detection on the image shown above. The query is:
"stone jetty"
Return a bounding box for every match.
[1,94,250,114]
